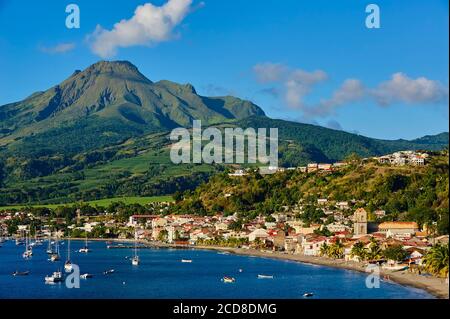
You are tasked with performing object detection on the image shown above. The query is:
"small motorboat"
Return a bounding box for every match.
[238,269,243,273]
[13,271,30,276]
[181,259,192,263]
[50,254,60,262]
[103,269,115,275]
[257,274,274,279]
[303,292,314,298]
[222,276,236,283]
[22,249,33,259]
[45,271,63,283]
[80,273,93,279]
[64,261,73,273]
[131,256,140,266]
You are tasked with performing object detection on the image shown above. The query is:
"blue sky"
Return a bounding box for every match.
[0,0,448,140]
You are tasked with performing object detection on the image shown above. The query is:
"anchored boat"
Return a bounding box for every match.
[45,271,63,283]
[222,276,236,283]
[64,236,73,273]
[257,274,274,279]
[79,234,90,253]
[131,229,140,266]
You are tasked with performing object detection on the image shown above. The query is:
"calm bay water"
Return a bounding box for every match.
[0,240,433,299]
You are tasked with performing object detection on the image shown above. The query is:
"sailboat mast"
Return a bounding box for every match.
[56,235,59,255]
[135,230,138,258]
[67,233,70,261]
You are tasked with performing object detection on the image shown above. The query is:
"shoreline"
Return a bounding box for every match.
[67,238,449,299]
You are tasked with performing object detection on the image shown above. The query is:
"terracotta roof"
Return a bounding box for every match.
[378,222,419,229]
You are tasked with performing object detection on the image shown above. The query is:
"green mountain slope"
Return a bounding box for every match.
[0,61,264,156]
[234,117,449,164]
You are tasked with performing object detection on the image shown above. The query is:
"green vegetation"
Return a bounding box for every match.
[173,152,449,235]
[423,244,449,277]
[320,240,344,259]
[382,244,409,262]
[0,195,172,211]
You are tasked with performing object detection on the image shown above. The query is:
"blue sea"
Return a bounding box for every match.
[0,240,434,299]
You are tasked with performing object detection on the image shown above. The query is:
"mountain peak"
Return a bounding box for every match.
[73,60,150,82]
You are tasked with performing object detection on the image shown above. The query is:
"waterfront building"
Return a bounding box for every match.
[378,222,419,238]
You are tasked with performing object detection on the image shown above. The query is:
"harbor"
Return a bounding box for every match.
[0,239,435,299]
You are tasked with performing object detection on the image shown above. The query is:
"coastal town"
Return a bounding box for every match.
[0,150,448,298]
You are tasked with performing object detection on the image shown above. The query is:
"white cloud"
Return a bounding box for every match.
[39,42,76,54]
[285,69,327,108]
[371,72,449,105]
[253,63,288,83]
[88,0,194,58]
[304,79,365,117]
[253,63,448,119]
[253,63,327,108]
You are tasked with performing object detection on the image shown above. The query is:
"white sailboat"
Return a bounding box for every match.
[64,235,73,272]
[22,230,33,259]
[34,227,43,246]
[46,234,53,254]
[50,235,60,262]
[131,230,140,266]
[79,233,90,253]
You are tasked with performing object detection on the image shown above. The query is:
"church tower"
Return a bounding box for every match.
[353,208,368,235]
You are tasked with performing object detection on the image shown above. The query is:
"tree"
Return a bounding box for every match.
[314,226,332,237]
[265,215,276,223]
[228,220,243,231]
[328,239,344,259]
[157,229,168,242]
[320,243,330,257]
[366,237,382,261]
[423,244,449,278]
[344,152,362,166]
[382,244,408,262]
[350,241,367,261]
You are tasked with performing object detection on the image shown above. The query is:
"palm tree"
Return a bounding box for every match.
[350,241,366,261]
[423,244,449,278]
[367,237,382,261]
[329,239,344,259]
[320,243,330,257]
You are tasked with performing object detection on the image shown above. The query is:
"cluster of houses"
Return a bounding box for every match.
[229,162,348,176]
[374,151,428,166]
[228,150,431,177]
